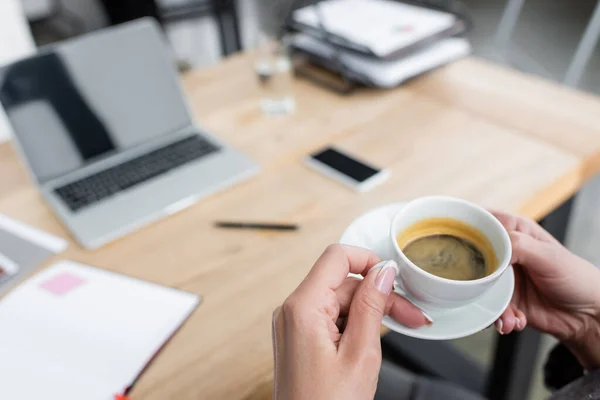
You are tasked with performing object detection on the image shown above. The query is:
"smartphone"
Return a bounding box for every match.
[304,147,390,192]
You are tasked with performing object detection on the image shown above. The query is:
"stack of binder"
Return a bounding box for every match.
[287,0,472,92]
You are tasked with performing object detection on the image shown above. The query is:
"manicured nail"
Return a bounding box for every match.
[423,310,434,326]
[515,317,521,330]
[495,319,504,334]
[374,260,398,295]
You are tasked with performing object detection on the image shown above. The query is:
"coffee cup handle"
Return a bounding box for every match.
[393,279,434,322]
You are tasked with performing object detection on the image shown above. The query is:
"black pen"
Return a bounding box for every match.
[215,222,299,231]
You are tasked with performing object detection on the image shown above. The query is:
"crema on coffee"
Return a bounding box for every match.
[397,218,498,281]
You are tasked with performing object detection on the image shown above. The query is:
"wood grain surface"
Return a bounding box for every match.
[1,53,599,399]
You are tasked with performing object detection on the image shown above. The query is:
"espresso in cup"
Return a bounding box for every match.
[390,197,511,310]
[396,217,498,281]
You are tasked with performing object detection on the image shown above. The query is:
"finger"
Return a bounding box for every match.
[336,278,431,328]
[386,292,432,328]
[514,308,527,332]
[340,260,397,355]
[272,307,285,394]
[335,278,362,316]
[299,244,381,295]
[498,305,517,334]
[490,210,558,244]
[272,307,284,356]
[493,319,502,334]
[495,305,512,334]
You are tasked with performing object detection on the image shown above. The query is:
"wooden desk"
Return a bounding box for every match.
[409,58,600,179]
[1,53,599,400]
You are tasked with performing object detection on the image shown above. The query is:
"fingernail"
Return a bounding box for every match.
[495,319,504,334]
[422,311,434,326]
[515,317,521,330]
[374,260,398,295]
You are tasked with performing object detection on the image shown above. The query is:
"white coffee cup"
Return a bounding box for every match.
[389,196,512,312]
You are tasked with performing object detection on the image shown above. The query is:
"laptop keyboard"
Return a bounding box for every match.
[55,135,220,212]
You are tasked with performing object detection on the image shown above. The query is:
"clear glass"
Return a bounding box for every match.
[254,35,295,115]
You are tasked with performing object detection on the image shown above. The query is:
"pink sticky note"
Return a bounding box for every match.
[40,272,85,295]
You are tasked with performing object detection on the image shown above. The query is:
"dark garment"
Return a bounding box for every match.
[545,344,600,400]
[376,360,484,400]
[550,369,600,400]
[376,345,600,400]
[544,344,585,391]
[99,0,162,25]
[0,52,115,160]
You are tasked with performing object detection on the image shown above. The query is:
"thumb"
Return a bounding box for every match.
[340,260,397,354]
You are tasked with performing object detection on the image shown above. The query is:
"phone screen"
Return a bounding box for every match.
[310,148,380,183]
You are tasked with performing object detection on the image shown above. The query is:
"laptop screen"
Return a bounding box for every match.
[0,19,192,184]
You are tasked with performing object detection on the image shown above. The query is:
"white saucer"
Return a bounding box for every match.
[340,202,514,340]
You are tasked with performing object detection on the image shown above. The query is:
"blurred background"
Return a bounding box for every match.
[4,1,600,399]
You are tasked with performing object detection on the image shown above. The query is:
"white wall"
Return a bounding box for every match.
[163,0,262,67]
[0,0,36,142]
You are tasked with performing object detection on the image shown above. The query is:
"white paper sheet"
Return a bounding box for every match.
[293,34,471,88]
[293,0,457,57]
[0,261,200,400]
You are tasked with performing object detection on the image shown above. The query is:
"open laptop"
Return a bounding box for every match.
[0,18,259,249]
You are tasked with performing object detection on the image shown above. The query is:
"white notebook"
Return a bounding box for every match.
[293,0,458,58]
[0,261,200,400]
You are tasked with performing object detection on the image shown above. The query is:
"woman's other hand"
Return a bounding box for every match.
[493,211,600,370]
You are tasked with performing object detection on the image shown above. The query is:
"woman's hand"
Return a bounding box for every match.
[272,244,430,400]
[493,211,600,369]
